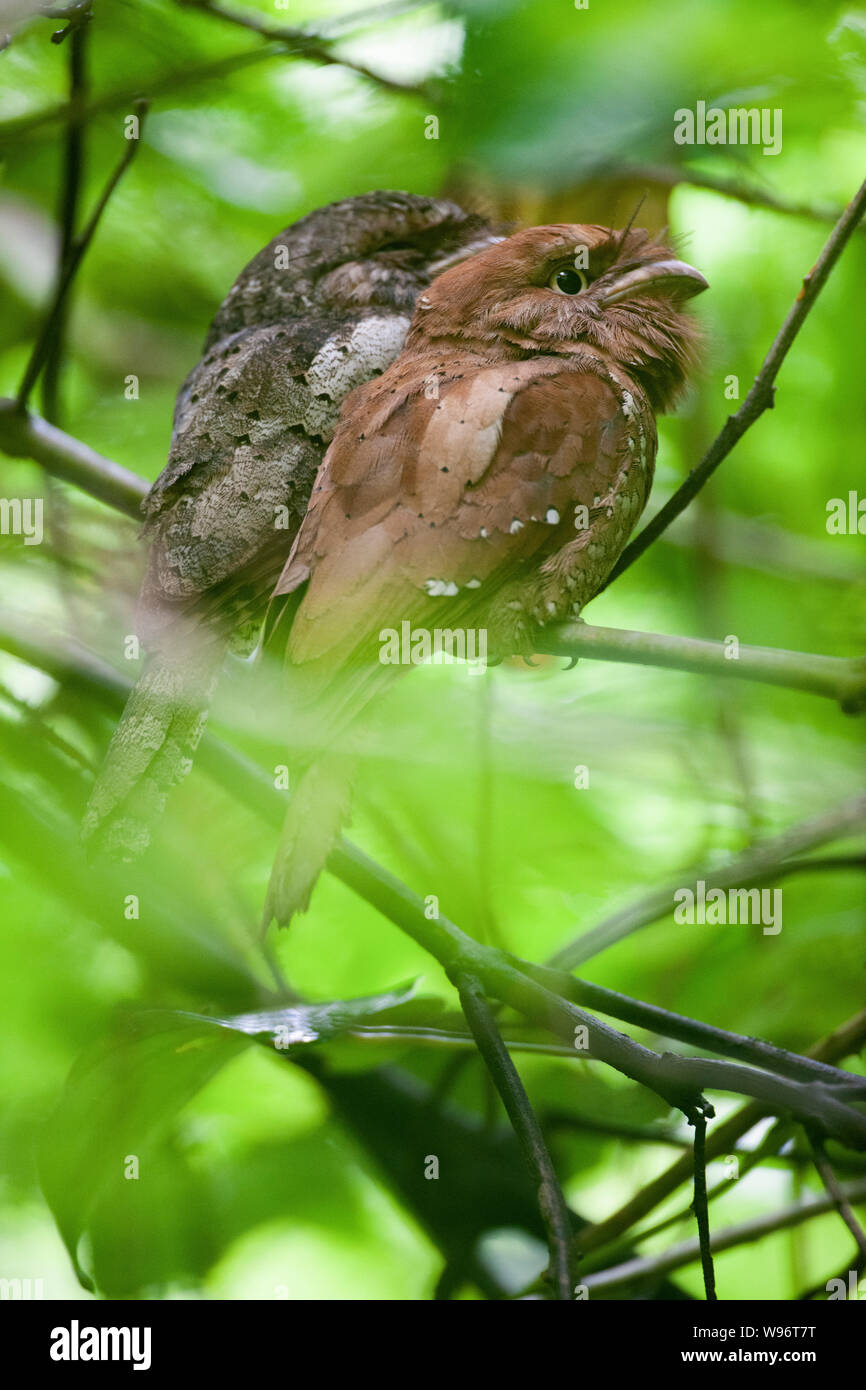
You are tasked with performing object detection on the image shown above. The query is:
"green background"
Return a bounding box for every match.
[0,0,864,1299]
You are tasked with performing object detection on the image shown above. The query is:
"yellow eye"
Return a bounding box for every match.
[548,266,589,295]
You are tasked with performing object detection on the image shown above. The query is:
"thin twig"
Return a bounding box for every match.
[175,0,427,96]
[524,961,866,1095]
[572,1009,866,1259]
[454,970,576,1300]
[691,1113,717,1300]
[548,794,866,970]
[581,1179,866,1295]
[17,99,149,409]
[606,170,866,583]
[41,4,89,424]
[618,161,864,233]
[807,1129,866,1260]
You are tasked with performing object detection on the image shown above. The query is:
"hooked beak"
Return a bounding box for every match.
[425,233,505,277]
[599,258,709,308]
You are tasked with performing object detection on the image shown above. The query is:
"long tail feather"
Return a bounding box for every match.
[82,645,222,860]
[262,754,355,928]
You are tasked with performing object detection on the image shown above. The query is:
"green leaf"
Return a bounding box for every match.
[192,978,423,1048]
[38,983,421,1290]
[38,1012,249,1290]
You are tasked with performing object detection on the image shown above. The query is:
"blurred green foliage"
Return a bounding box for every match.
[0,0,864,1300]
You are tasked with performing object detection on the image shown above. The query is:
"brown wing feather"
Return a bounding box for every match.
[275,350,655,676]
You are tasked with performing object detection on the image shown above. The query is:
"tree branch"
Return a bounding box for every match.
[540,620,866,711]
[572,1008,866,1258]
[3,405,863,707]
[41,1,90,425]
[3,615,866,1151]
[692,1113,717,1300]
[523,962,866,1096]
[807,1130,866,1260]
[454,971,577,1299]
[0,401,146,518]
[606,169,866,583]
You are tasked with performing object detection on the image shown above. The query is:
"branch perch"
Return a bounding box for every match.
[0,401,146,518]
[541,621,866,711]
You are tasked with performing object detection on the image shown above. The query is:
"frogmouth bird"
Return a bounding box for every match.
[82,191,495,857]
[264,221,707,925]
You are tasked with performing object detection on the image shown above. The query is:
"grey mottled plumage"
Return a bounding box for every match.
[83,191,493,857]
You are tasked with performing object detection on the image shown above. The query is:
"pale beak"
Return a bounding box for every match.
[425,233,505,277]
[599,258,709,308]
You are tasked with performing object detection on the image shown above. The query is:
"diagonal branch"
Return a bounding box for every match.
[16,99,149,410]
[548,794,866,970]
[606,169,866,584]
[572,1008,866,1258]
[0,401,146,518]
[807,1129,866,1260]
[175,0,429,97]
[617,161,865,233]
[454,971,577,1300]
[582,1179,866,1295]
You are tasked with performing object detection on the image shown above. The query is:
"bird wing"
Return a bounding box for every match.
[137,312,411,648]
[276,351,655,674]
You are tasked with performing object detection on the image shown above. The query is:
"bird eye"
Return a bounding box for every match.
[548,266,588,295]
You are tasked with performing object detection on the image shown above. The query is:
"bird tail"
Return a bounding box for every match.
[262,753,356,929]
[82,642,223,860]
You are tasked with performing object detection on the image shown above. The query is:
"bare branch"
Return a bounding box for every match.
[541,620,866,711]
[691,1113,717,1300]
[524,962,866,1096]
[175,0,428,96]
[607,169,866,583]
[0,401,146,518]
[574,1009,866,1259]
[619,161,864,232]
[41,2,90,424]
[17,99,149,409]
[549,794,866,970]
[4,617,866,1153]
[454,971,577,1300]
[582,1179,866,1295]
[807,1130,866,1260]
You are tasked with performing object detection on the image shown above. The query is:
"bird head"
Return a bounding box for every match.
[313,193,498,312]
[406,223,708,411]
[207,192,498,345]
